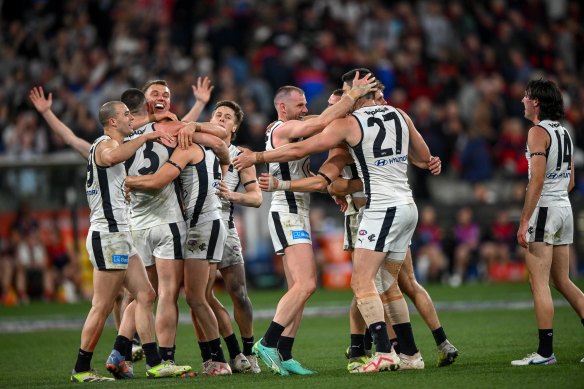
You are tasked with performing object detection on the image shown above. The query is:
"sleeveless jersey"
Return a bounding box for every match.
[86,135,130,232]
[220,144,242,228]
[341,163,364,216]
[266,120,311,214]
[348,105,414,209]
[183,146,222,228]
[527,119,573,207]
[124,123,185,229]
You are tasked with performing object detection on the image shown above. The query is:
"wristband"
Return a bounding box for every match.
[279,180,291,191]
[194,122,201,132]
[317,171,333,185]
[256,152,265,163]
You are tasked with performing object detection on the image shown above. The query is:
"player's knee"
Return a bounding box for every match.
[296,279,316,299]
[136,286,156,306]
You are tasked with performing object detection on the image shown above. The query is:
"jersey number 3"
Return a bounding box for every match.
[368,112,402,158]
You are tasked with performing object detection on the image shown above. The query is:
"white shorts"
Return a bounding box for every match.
[218,225,244,270]
[185,218,226,263]
[356,204,418,260]
[86,230,137,271]
[343,213,360,251]
[527,206,573,245]
[268,211,312,255]
[131,222,187,266]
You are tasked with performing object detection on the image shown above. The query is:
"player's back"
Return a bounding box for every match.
[86,135,129,232]
[349,104,413,209]
[125,123,186,229]
[265,120,311,214]
[182,146,222,227]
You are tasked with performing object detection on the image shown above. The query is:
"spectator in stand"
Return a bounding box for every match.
[412,205,447,283]
[0,233,17,305]
[479,209,521,281]
[450,206,481,287]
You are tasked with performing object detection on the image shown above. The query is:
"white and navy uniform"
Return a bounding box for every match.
[341,163,366,251]
[526,119,573,245]
[218,144,245,269]
[266,120,313,254]
[85,135,136,270]
[125,123,186,266]
[348,105,418,260]
[182,147,226,262]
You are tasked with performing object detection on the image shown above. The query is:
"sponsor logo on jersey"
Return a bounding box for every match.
[86,189,98,196]
[199,243,207,251]
[528,227,534,234]
[375,155,408,166]
[359,230,367,236]
[363,107,389,116]
[368,234,376,242]
[292,230,310,240]
[546,172,570,179]
[112,254,129,265]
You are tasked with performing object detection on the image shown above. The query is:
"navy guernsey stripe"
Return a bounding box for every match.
[279,162,298,214]
[96,167,118,232]
[189,161,208,228]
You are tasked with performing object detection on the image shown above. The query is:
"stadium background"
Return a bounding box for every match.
[0,0,583,304]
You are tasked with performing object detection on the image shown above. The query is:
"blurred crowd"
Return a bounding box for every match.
[1,0,584,303]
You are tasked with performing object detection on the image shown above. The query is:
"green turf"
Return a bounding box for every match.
[1,282,584,388]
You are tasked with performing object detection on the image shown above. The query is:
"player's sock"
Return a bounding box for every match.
[198,341,211,362]
[364,329,373,351]
[537,329,553,358]
[113,335,131,356]
[262,321,285,348]
[74,348,93,372]
[242,336,254,356]
[431,327,447,347]
[159,346,174,362]
[581,318,584,327]
[209,338,226,362]
[349,334,366,357]
[389,338,400,354]
[142,342,162,367]
[368,322,391,353]
[278,336,294,361]
[393,322,419,356]
[125,339,133,361]
[224,333,242,360]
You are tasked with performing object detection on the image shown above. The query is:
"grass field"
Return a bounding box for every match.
[1,281,584,388]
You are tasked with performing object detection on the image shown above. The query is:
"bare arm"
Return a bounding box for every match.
[517,126,549,248]
[328,177,363,197]
[29,86,91,158]
[234,117,351,170]
[568,161,575,192]
[125,146,197,190]
[218,164,262,207]
[182,76,214,122]
[100,131,168,166]
[276,72,376,141]
[190,132,230,165]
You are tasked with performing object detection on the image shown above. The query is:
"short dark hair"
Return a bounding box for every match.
[213,100,245,141]
[98,101,122,127]
[341,68,373,86]
[141,79,168,94]
[525,79,564,121]
[331,88,344,97]
[341,68,374,100]
[121,88,146,115]
[274,86,304,107]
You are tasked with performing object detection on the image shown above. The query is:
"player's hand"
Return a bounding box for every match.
[146,131,175,146]
[124,181,132,202]
[517,222,529,248]
[258,173,280,192]
[348,71,377,99]
[192,76,214,104]
[333,195,348,213]
[155,111,179,122]
[29,86,52,114]
[233,147,256,170]
[177,123,196,149]
[216,181,232,200]
[428,156,441,175]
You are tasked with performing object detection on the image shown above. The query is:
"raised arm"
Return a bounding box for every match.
[182,76,214,122]
[29,86,91,159]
